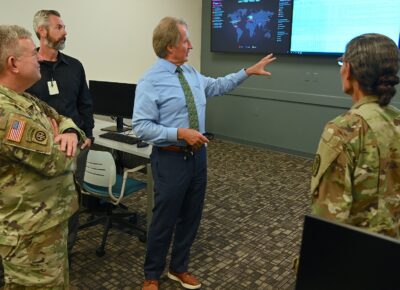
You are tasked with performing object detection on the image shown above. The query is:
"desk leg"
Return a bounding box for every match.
[146,163,154,231]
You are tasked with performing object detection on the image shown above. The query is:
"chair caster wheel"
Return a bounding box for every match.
[139,235,147,243]
[96,248,105,257]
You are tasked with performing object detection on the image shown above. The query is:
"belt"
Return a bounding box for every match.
[159,145,206,153]
[158,145,193,153]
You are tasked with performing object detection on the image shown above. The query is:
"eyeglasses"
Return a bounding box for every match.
[337,56,344,66]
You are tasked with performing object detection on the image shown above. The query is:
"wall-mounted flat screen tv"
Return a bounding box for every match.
[211,0,400,55]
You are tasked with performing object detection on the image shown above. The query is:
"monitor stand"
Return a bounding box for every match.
[100,117,130,132]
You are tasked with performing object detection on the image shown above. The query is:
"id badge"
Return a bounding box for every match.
[47,80,59,95]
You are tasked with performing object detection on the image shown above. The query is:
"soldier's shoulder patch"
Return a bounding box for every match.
[321,127,334,143]
[3,113,52,155]
[312,154,321,177]
[32,129,48,145]
[6,117,26,143]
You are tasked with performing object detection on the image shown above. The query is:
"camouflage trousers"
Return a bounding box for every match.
[0,220,69,289]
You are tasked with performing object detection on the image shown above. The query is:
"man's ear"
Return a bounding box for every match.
[37,26,47,39]
[166,44,174,54]
[7,56,19,73]
[344,62,352,80]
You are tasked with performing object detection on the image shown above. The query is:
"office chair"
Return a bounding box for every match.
[79,150,147,257]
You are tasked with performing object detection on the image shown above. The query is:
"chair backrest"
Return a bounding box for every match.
[84,150,116,188]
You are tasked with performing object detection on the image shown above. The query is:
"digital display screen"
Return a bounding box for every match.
[211,0,400,55]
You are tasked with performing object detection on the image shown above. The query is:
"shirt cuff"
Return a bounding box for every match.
[166,128,178,142]
[238,68,249,80]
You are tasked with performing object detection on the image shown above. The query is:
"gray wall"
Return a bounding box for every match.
[201,0,399,156]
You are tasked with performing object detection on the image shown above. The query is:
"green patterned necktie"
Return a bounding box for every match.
[176,66,199,130]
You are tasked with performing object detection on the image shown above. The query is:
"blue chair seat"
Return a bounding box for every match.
[83,174,146,198]
[79,150,147,257]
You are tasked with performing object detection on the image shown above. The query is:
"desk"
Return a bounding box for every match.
[93,118,153,230]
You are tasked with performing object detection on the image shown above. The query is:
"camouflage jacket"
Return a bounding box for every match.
[311,96,400,238]
[0,85,85,245]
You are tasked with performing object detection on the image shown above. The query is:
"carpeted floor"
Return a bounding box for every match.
[70,139,313,289]
[0,138,313,289]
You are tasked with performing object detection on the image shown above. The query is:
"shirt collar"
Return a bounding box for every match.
[157,58,181,74]
[352,95,379,109]
[36,48,69,65]
[57,52,69,65]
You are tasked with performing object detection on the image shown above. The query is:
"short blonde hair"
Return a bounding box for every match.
[0,25,31,74]
[153,17,187,58]
[33,10,61,39]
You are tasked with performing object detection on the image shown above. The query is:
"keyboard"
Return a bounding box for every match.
[99,132,140,145]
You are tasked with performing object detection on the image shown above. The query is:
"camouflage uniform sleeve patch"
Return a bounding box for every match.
[311,130,343,194]
[2,113,52,155]
[31,129,49,146]
[6,118,26,143]
[312,154,321,177]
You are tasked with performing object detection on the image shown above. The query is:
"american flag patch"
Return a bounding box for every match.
[7,119,26,142]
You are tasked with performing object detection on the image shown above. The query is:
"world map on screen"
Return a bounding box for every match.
[227,9,274,43]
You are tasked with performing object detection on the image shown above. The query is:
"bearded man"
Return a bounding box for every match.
[26,9,94,263]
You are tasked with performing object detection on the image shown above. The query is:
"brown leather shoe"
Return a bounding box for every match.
[167,271,201,289]
[142,279,159,290]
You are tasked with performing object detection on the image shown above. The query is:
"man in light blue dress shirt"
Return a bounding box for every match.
[133,16,276,290]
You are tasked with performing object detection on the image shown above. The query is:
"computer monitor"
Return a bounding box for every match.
[211,0,293,54]
[295,215,400,290]
[89,80,136,132]
[210,0,400,55]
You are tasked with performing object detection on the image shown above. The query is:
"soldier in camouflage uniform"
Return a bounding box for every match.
[311,33,400,238]
[0,25,85,289]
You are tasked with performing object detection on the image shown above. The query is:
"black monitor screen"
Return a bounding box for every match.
[296,215,400,290]
[89,80,136,132]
